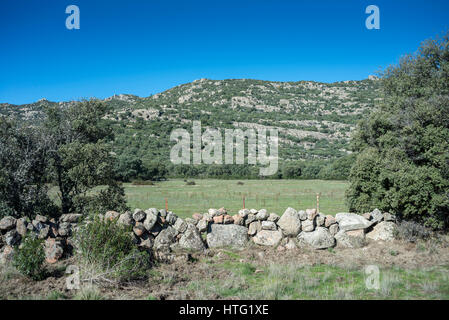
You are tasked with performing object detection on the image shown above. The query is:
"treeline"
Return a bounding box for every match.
[114,154,356,182]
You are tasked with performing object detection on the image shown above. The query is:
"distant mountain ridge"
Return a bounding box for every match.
[0,78,382,163]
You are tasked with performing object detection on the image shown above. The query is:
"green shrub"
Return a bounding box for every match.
[74,216,151,284]
[0,201,15,219]
[347,33,449,229]
[12,235,46,281]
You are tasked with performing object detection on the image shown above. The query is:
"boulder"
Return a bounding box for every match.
[366,221,396,241]
[159,209,167,217]
[223,215,234,224]
[256,209,269,221]
[143,211,158,231]
[238,209,250,218]
[44,238,64,264]
[297,227,335,249]
[16,218,28,237]
[267,213,280,222]
[277,208,302,237]
[218,207,227,215]
[34,215,48,223]
[133,209,146,222]
[245,214,256,226]
[208,208,219,217]
[153,226,178,251]
[105,211,120,221]
[370,209,384,223]
[118,212,134,226]
[306,208,317,221]
[383,212,396,222]
[248,221,261,236]
[185,218,197,225]
[133,223,146,237]
[316,214,325,227]
[252,230,283,247]
[166,212,177,225]
[324,215,336,228]
[261,221,277,231]
[298,210,307,221]
[301,219,315,232]
[38,225,50,239]
[196,218,209,233]
[192,213,203,221]
[139,234,154,250]
[59,213,82,223]
[232,214,244,226]
[5,230,21,246]
[335,213,372,231]
[0,216,16,231]
[206,224,248,249]
[0,246,14,264]
[249,209,258,214]
[173,218,188,234]
[58,222,72,237]
[329,224,339,236]
[335,229,366,248]
[213,215,224,224]
[285,238,297,250]
[179,224,206,251]
[362,212,372,221]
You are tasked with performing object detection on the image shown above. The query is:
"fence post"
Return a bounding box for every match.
[316,193,320,214]
[165,198,168,211]
[243,195,245,209]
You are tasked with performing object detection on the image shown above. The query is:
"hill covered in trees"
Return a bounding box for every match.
[0,78,381,180]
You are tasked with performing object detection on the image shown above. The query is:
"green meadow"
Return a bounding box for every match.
[124,179,349,219]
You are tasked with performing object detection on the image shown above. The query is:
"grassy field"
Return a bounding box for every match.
[124,179,349,219]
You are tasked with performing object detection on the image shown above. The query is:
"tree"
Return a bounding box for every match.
[347,33,449,229]
[44,99,128,215]
[0,118,56,218]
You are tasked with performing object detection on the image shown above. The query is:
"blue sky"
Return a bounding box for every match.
[1,0,448,104]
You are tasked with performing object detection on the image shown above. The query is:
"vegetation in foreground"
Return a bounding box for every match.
[1,238,449,300]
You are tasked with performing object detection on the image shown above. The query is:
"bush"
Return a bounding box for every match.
[12,235,46,280]
[74,216,151,284]
[394,220,432,243]
[186,180,196,185]
[0,201,15,219]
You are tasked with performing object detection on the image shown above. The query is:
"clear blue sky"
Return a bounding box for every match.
[1,0,448,104]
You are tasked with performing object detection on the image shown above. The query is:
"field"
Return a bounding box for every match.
[124,179,349,218]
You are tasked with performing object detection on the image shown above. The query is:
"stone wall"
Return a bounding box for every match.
[0,207,397,264]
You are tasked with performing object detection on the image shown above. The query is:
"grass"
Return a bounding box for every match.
[185,260,449,300]
[124,179,349,219]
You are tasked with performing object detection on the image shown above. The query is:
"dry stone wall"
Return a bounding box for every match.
[0,207,397,264]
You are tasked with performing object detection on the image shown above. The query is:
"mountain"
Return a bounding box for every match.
[0,78,382,178]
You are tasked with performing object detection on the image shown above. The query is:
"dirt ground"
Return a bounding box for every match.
[1,237,449,300]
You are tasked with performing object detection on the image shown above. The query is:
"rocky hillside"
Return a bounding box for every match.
[0,78,381,163]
